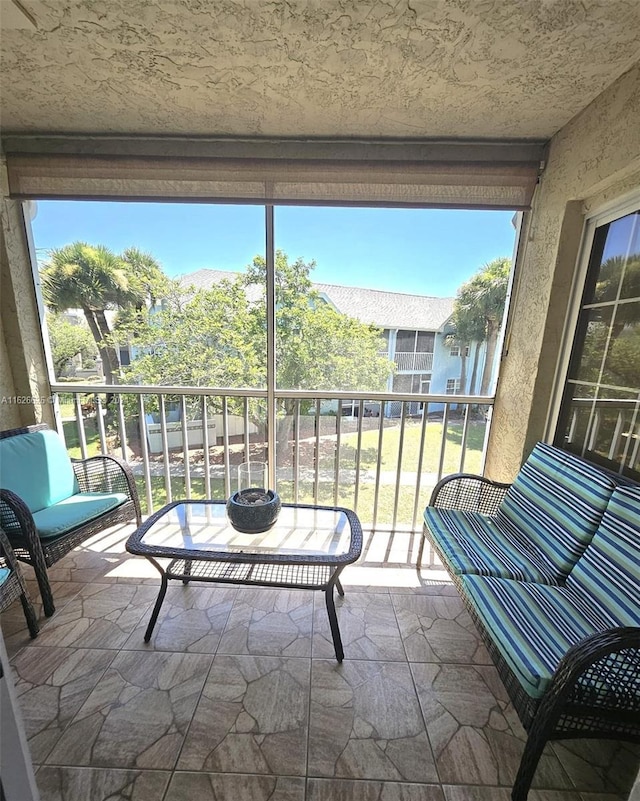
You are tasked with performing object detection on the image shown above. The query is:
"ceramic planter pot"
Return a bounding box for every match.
[226,488,281,534]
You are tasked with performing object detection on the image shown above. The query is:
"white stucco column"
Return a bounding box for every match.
[0,157,54,430]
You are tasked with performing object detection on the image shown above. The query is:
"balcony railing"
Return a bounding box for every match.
[565,396,640,474]
[50,383,493,532]
[393,352,434,372]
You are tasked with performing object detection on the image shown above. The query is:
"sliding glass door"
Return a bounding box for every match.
[555,205,640,480]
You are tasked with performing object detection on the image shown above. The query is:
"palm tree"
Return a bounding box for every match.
[120,247,169,310]
[41,242,144,384]
[453,257,510,396]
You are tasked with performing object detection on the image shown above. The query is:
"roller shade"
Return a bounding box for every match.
[5,147,543,210]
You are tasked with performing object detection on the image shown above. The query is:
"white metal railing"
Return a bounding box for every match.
[566,396,639,473]
[393,352,434,372]
[50,383,493,532]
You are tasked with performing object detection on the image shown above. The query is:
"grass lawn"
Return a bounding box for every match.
[335,418,486,476]
[62,418,102,459]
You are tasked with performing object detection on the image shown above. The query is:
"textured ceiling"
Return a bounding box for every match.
[1,0,640,140]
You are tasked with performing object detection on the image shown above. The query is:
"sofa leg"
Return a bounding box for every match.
[512,733,547,800]
[416,530,425,569]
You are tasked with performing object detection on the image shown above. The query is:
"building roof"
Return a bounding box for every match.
[178,269,454,331]
[314,283,454,330]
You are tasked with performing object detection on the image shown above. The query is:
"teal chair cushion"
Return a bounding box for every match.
[0,567,10,586]
[496,442,616,578]
[423,506,561,584]
[32,492,128,539]
[0,429,79,513]
[461,574,619,698]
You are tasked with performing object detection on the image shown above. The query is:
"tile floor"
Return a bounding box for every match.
[1,522,638,801]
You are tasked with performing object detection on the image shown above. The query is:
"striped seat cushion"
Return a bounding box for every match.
[424,507,561,584]
[566,486,640,624]
[497,442,616,578]
[461,574,617,698]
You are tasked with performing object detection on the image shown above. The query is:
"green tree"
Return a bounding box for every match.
[122,251,393,455]
[453,257,510,396]
[605,327,640,389]
[245,251,393,452]
[594,254,640,308]
[41,242,166,385]
[46,313,98,377]
[121,276,262,390]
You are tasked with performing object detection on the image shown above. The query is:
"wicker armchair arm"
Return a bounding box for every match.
[429,473,511,515]
[511,627,640,800]
[0,487,38,542]
[71,454,142,525]
[0,487,50,579]
[0,527,20,571]
[72,454,135,496]
[552,626,640,710]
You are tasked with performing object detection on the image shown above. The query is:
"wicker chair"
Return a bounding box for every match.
[0,424,141,617]
[0,528,38,638]
[419,471,640,801]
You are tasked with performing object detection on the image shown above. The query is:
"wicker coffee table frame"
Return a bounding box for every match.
[126,499,363,662]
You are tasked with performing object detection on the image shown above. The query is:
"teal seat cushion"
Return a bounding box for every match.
[423,507,561,584]
[0,567,10,586]
[0,429,79,513]
[461,574,616,698]
[566,486,640,624]
[497,442,616,578]
[32,492,127,539]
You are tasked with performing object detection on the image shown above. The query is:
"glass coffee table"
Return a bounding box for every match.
[126,500,363,662]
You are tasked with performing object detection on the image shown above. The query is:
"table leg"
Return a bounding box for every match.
[145,574,168,642]
[325,583,344,663]
[183,559,192,585]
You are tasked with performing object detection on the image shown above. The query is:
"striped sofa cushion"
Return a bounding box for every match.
[461,574,616,698]
[423,507,561,584]
[497,442,616,578]
[566,486,640,624]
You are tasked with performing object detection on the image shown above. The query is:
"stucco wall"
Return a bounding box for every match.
[486,62,640,481]
[0,312,20,429]
[0,161,54,430]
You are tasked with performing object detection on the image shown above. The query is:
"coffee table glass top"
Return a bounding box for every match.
[128,501,359,562]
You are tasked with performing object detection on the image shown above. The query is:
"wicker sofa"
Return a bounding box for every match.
[417,441,640,801]
[0,424,141,617]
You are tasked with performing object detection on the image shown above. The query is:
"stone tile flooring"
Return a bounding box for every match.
[1,523,638,801]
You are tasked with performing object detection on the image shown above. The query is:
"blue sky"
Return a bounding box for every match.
[31,200,517,297]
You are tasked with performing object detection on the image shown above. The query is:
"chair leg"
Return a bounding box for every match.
[19,593,39,638]
[32,563,55,617]
[20,533,56,616]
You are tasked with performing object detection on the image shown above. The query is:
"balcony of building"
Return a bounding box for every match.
[393,351,435,373]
